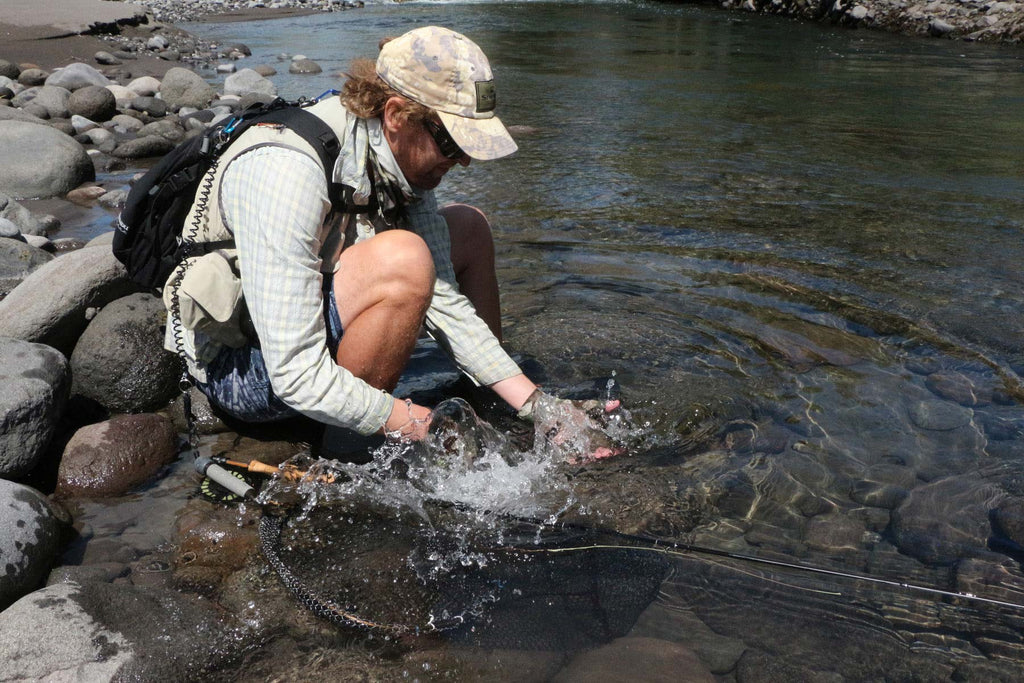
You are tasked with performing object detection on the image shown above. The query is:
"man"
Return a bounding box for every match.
[166,26,616,459]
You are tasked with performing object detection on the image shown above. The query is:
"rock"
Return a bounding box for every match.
[147,35,170,51]
[110,134,178,159]
[0,580,244,681]
[0,236,53,279]
[26,85,71,119]
[253,65,277,77]
[105,83,135,103]
[94,51,122,66]
[55,413,179,498]
[0,104,40,123]
[70,114,97,133]
[0,191,59,236]
[48,117,74,136]
[925,372,992,407]
[216,63,237,74]
[223,68,277,98]
[0,120,95,199]
[0,217,21,239]
[0,480,67,610]
[553,636,715,683]
[45,63,111,91]
[289,58,323,75]
[70,292,180,414]
[891,477,1005,565]
[0,59,20,79]
[126,75,161,97]
[990,497,1024,551]
[21,101,49,120]
[65,185,107,205]
[18,68,48,86]
[82,126,115,147]
[137,118,185,143]
[850,4,869,19]
[907,399,973,431]
[159,66,216,110]
[68,85,117,122]
[929,18,956,36]
[131,95,168,118]
[0,246,137,355]
[0,338,70,478]
[110,112,145,132]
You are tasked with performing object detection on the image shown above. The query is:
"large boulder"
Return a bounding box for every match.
[0,581,247,682]
[55,413,179,498]
[0,247,138,355]
[0,120,94,199]
[0,337,71,478]
[0,480,67,610]
[223,68,277,98]
[43,62,111,91]
[159,67,216,110]
[70,293,180,413]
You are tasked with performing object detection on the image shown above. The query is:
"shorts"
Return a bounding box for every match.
[195,277,344,422]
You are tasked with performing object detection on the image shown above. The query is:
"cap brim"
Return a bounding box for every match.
[437,111,518,161]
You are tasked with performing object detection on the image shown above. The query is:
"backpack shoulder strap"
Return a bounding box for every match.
[248,106,341,187]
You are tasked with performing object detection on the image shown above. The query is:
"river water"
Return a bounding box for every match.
[171,2,1024,679]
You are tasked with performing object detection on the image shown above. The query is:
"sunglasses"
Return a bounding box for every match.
[423,119,466,160]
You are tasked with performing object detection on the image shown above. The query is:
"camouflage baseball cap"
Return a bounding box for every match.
[376,26,517,161]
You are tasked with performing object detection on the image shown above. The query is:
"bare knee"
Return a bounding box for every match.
[374,230,434,302]
[442,203,495,272]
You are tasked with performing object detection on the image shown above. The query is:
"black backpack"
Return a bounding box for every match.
[113,98,342,290]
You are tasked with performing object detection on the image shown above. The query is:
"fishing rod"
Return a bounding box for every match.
[208,457,1024,621]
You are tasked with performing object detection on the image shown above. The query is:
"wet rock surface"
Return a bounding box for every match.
[55,413,179,497]
[0,479,68,610]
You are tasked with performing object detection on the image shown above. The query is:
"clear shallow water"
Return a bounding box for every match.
[175,2,1024,679]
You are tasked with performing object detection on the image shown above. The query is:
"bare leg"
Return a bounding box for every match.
[332,230,434,391]
[440,203,503,341]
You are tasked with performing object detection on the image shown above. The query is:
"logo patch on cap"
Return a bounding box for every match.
[475,80,496,113]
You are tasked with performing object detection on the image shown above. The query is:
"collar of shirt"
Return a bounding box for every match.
[332,110,419,207]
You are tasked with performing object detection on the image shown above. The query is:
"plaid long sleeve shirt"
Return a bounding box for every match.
[217,142,521,435]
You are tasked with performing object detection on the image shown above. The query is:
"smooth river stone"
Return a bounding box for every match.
[907,400,972,431]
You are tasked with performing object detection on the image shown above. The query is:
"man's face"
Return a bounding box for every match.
[383,98,470,190]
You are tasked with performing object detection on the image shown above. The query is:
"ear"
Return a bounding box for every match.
[382,97,406,134]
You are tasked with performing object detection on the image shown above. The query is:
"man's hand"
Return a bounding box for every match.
[384,397,432,441]
[518,390,624,464]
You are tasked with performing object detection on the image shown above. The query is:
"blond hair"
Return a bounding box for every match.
[340,57,433,124]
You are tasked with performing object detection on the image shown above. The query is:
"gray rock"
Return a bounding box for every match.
[70,293,180,414]
[94,51,122,66]
[83,126,115,147]
[70,114,98,133]
[27,85,71,119]
[289,58,323,75]
[130,95,168,118]
[0,60,19,79]
[48,117,74,136]
[0,582,133,679]
[110,134,177,159]
[147,35,170,51]
[0,247,137,355]
[110,112,144,132]
[253,65,277,77]
[0,580,246,682]
[0,338,70,478]
[0,192,60,236]
[159,66,216,110]
[0,120,95,199]
[18,68,48,86]
[126,76,161,97]
[68,85,117,122]
[21,102,50,120]
[0,217,20,239]
[0,237,53,279]
[0,104,39,123]
[137,118,185,143]
[98,187,128,210]
[553,637,715,683]
[224,68,277,98]
[0,481,67,611]
[85,230,116,248]
[45,63,111,91]
[929,18,956,36]
[157,50,181,62]
[56,413,179,498]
